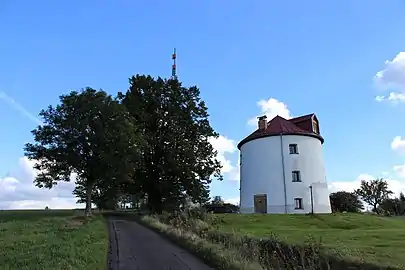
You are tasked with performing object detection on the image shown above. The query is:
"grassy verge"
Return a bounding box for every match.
[0,210,108,270]
[140,210,403,270]
[137,214,261,270]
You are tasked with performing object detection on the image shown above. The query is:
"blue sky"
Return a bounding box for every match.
[1,1,405,208]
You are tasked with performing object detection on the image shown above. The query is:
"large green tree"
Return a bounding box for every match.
[118,75,222,213]
[329,191,363,213]
[24,88,142,216]
[354,178,393,214]
[379,192,405,216]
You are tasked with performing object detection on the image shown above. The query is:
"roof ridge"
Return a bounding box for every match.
[276,116,308,133]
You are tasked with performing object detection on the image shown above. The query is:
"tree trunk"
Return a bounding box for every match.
[373,204,379,215]
[85,183,93,217]
[147,192,163,214]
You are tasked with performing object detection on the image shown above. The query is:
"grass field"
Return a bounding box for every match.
[213,213,405,268]
[0,210,108,270]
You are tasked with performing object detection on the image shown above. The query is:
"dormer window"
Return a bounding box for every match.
[312,120,319,134]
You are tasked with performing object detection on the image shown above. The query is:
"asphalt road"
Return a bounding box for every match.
[107,216,214,270]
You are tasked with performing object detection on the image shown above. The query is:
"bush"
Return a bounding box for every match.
[204,203,239,213]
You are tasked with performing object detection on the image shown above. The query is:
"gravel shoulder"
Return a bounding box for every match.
[107,216,214,270]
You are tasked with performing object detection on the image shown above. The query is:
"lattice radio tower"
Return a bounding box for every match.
[171,48,177,80]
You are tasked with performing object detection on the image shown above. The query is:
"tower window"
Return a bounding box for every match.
[289,144,298,154]
[292,171,301,182]
[294,198,303,209]
[313,121,319,134]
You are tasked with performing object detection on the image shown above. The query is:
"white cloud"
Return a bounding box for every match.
[227,155,240,183]
[329,173,405,198]
[374,52,405,102]
[393,165,405,178]
[248,98,292,126]
[224,197,239,206]
[0,157,83,210]
[209,135,237,174]
[391,136,405,155]
[375,92,405,102]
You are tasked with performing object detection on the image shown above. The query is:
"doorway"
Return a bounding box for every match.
[254,194,267,213]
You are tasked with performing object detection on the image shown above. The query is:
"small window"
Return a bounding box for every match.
[294,198,303,209]
[289,144,298,154]
[292,171,301,182]
[313,121,319,134]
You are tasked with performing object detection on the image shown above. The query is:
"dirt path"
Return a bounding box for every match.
[107,216,214,270]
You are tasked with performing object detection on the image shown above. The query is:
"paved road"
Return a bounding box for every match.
[107,216,214,270]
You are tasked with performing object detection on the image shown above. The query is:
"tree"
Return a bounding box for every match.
[211,196,224,205]
[73,182,121,210]
[118,75,222,213]
[329,191,363,213]
[354,178,393,214]
[24,88,142,216]
[204,196,239,213]
[380,198,402,216]
[379,192,405,216]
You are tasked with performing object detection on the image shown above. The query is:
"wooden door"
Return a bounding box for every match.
[254,194,267,213]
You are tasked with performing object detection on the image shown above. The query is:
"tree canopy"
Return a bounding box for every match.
[354,178,393,214]
[117,75,222,213]
[24,88,142,215]
[329,191,363,213]
[24,76,222,215]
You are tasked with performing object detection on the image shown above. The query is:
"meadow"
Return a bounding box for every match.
[141,211,405,270]
[213,213,405,268]
[0,210,108,270]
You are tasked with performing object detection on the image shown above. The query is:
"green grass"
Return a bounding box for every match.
[213,213,405,268]
[0,210,108,270]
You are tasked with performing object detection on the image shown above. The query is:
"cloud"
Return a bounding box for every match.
[209,135,237,174]
[374,52,405,102]
[393,165,405,178]
[0,157,83,210]
[375,92,405,103]
[391,136,405,155]
[0,91,42,125]
[224,197,239,206]
[329,173,405,198]
[248,98,292,126]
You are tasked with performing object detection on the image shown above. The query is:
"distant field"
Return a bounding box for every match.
[214,213,405,268]
[0,210,108,270]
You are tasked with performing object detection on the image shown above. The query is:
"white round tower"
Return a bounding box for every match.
[238,114,331,214]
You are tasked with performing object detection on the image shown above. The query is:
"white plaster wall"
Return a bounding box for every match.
[239,134,331,214]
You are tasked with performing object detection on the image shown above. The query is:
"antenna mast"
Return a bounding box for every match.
[171,48,177,80]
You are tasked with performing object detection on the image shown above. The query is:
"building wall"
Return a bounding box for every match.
[239,134,331,214]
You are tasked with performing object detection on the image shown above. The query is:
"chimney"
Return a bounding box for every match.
[257,115,268,130]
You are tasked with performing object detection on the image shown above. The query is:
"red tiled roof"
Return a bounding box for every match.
[289,113,315,123]
[237,114,324,149]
